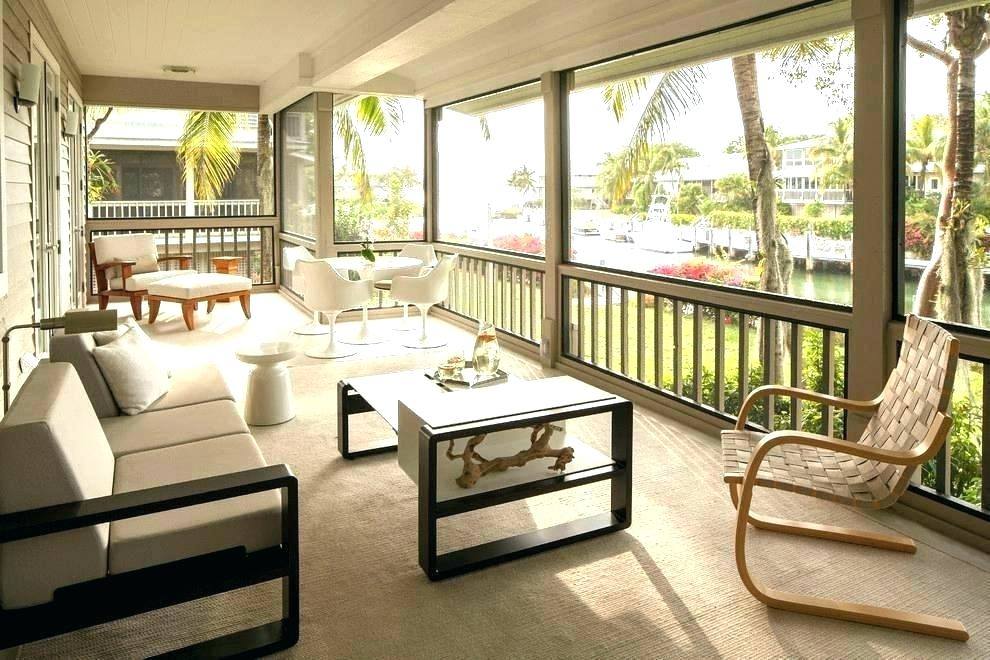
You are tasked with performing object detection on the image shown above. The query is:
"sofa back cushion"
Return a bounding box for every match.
[50,330,120,418]
[93,234,159,277]
[0,363,115,608]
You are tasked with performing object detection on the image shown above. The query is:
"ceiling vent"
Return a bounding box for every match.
[161,64,196,74]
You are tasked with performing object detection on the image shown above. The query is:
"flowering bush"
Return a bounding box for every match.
[904,213,934,256]
[492,233,545,255]
[649,258,756,288]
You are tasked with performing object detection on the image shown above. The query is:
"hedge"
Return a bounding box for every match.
[670,211,853,240]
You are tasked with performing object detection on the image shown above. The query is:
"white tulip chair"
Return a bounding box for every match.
[391,254,457,349]
[295,260,373,359]
[284,245,329,336]
[379,244,438,332]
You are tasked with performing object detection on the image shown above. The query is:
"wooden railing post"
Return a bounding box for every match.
[848,0,897,438]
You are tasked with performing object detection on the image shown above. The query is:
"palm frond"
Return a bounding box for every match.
[479,116,491,141]
[176,111,241,201]
[602,77,650,121]
[625,66,705,161]
[765,39,833,67]
[334,107,373,203]
[355,95,403,137]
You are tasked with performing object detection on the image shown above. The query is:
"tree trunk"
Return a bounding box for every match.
[939,9,986,325]
[256,114,274,216]
[914,59,959,318]
[732,53,790,387]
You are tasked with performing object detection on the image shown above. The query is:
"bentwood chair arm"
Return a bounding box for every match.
[734,385,883,431]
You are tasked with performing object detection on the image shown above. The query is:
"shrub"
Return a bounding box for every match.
[671,213,698,226]
[805,200,825,217]
[650,258,757,288]
[705,210,754,230]
[492,233,544,255]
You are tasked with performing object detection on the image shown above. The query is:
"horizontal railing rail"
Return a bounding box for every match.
[89,199,263,219]
[435,249,544,344]
[87,224,276,295]
[561,272,848,435]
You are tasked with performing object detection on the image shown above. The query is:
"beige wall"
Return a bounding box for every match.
[2,0,81,398]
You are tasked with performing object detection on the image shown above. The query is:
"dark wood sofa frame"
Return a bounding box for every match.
[90,242,193,320]
[0,465,299,658]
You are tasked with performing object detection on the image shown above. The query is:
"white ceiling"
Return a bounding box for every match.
[44,0,808,112]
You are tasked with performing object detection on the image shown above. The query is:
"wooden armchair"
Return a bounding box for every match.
[90,234,195,319]
[722,315,967,640]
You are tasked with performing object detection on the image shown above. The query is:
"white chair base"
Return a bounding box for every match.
[305,312,357,359]
[393,304,416,332]
[402,304,446,349]
[341,305,385,345]
[294,311,329,336]
[305,342,356,359]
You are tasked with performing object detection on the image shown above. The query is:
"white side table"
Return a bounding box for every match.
[236,341,298,425]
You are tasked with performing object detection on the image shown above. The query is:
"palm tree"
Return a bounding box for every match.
[906,114,946,193]
[810,115,854,197]
[176,111,241,201]
[334,95,404,204]
[908,8,990,324]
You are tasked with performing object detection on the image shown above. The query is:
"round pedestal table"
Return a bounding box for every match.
[236,341,298,425]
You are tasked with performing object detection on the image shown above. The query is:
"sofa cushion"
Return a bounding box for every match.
[145,364,233,413]
[0,364,114,608]
[50,331,119,418]
[109,434,281,574]
[108,269,197,292]
[101,399,249,457]
[147,273,253,299]
[93,330,171,415]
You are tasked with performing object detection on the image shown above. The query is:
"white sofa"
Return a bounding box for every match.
[0,355,299,654]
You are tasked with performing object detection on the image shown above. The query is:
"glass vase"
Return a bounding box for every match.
[472,321,501,376]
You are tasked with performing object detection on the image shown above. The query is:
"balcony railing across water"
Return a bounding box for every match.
[561,274,848,435]
[88,225,275,295]
[89,199,262,219]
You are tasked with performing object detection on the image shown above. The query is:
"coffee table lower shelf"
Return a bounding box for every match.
[429,511,627,579]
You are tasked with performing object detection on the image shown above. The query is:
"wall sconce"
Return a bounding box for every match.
[2,309,118,412]
[64,108,79,136]
[14,62,41,113]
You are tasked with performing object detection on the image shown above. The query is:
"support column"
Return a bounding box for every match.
[541,70,567,367]
[314,92,334,258]
[424,106,439,243]
[848,0,897,437]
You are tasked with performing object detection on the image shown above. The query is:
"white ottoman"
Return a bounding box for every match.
[236,341,297,425]
[147,273,252,330]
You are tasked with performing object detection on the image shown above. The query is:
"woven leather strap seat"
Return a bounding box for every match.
[722,429,894,507]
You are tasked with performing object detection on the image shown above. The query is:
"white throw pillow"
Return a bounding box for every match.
[93,316,141,345]
[92,330,170,415]
[134,253,159,274]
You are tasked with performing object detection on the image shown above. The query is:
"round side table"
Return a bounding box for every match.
[236,341,298,425]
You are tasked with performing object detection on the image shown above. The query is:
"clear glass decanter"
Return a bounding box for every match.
[472,321,501,376]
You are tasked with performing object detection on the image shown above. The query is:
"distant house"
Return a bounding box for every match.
[89,109,262,217]
[655,139,854,217]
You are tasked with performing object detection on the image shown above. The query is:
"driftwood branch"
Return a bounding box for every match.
[446,424,574,489]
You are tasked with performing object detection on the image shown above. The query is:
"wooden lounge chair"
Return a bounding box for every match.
[90,234,195,320]
[722,315,967,640]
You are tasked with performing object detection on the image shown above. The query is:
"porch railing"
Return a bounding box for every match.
[920,353,989,516]
[88,225,275,295]
[89,199,262,219]
[560,270,848,434]
[436,248,544,344]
